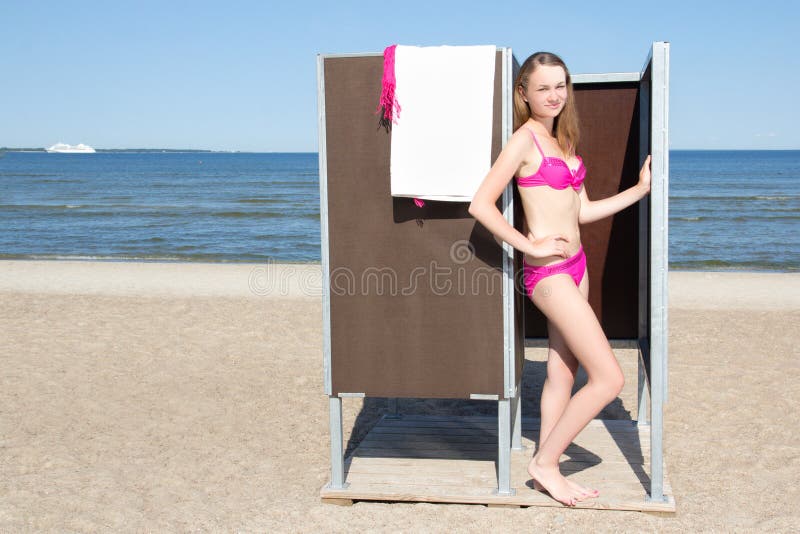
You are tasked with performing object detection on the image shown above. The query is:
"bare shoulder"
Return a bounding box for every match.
[502,125,537,172]
[503,126,535,154]
[512,124,535,141]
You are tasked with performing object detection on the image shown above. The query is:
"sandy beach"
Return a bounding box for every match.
[1,260,798,532]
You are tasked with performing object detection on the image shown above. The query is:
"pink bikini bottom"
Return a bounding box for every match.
[522,245,587,299]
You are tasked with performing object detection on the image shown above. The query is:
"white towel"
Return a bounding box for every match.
[390,44,496,202]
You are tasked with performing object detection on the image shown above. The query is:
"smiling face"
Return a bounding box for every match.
[519,64,568,121]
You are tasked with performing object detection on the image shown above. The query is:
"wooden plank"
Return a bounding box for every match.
[375,415,642,432]
[320,497,353,506]
[368,427,499,438]
[332,481,669,502]
[360,433,651,454]
[321,482,676,512]
[361,432,497,446]
[335,471,500,486]
[358,441,510,452]
[366,423,647,437]
[341,468,670,494]
[354,444,651,463]
[365,429,650,449]
[344,456,493,470]
[347,454,656,471]
[352,448,493,460]
[344,455,672,493]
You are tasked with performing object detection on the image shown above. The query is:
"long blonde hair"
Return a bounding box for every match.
[513,52,580,157]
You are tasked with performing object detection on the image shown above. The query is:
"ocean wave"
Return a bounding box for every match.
[0,173,60,177]
[211,211,318,220]
[125,237,167,243]
[0,253,188,262]
[672,215,800,222]
[671,194,797,201]
[0,203,87,210]
[0,252,289,263]
[0,204,320,221]
[670,259,799,272]
[235,198,283,204]
[0,203,194,211]
[214,211,285,219]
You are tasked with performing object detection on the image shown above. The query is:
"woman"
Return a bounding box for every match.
[467,52,652,506]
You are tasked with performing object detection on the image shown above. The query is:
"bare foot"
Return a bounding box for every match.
[527,457,581,506]
[533,478,599,500]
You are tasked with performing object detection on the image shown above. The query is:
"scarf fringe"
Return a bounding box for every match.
[376,44,401,128]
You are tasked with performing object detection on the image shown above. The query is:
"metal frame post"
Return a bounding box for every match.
[326,396,349,489]
[501,46,516,412]
[494,399,513,496]
[646,41,670,503]
[317,53,333,398]
[496,46,516,496]
[318,53,350,491]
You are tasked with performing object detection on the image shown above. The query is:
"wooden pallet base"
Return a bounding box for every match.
[320,415,675,512]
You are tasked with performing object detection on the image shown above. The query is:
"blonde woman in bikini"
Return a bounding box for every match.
[468,51,652,506]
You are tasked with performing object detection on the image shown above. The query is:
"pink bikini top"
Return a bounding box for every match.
[515,127,586,191]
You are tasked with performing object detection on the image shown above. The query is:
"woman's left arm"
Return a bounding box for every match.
[578,155,651,224]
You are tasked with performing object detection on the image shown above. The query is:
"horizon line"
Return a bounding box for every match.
[2,147,799,153]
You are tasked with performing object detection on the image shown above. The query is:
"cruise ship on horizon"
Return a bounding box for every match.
[45,142,96,153]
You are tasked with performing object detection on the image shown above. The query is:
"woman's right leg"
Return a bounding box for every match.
[526,273,625,505]
[539,320,579,451]
[538,262,588,451]
[536,320,599,499]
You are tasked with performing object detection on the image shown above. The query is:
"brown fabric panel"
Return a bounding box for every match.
[523,83,641,339]
[325,51,513,398]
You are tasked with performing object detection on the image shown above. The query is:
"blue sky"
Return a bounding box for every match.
[1,1,797,151]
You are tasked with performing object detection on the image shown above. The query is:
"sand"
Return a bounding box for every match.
[1,260,798,532]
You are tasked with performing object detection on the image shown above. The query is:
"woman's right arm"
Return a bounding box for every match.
[468,131,568,258]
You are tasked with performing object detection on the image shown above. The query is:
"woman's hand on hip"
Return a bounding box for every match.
[526,233,570,259]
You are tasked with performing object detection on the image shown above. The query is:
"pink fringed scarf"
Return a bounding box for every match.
[377,44,424,208]
[376,44,401,126]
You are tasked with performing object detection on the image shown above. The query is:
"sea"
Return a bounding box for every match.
[0,150,797,271]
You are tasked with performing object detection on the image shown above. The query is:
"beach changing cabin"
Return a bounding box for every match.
[317,43,674,512]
